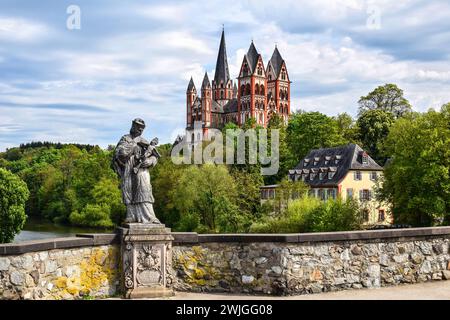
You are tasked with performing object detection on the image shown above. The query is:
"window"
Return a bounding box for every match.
[319,172,325,180]
[378,210,385,222]
[310,173,316,180]
[308,189,315,198]
[269,189,275,199]
[328,172,335,179]
[327,189,336,200]
[359,189,372,201]
[354,171,362,181]
[220,91,224,99]
[370,172,378,181]
[301,174,307,181]
[318,189,326,201]
[362,209,369,222]
[362,152,368,164]
[347,188,353,199]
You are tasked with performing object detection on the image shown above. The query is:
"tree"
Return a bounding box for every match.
[358,84,412,118]
[334,113,359,144]
[0,168,30,243]
[356,109,395,164]
[172,164,240,233]
[379,105,450,226]
[286,111,346,165]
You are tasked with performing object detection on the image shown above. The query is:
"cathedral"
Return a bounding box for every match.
[186,29,291,136]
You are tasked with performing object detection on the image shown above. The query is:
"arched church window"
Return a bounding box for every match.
[260,85,265,95]
[245,84,251,96]
[191,133,195,142]
[221,91,224,99]
[241,85,245,96]
[255,84,259,95]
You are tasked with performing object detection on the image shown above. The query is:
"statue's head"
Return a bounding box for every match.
[130,118,146,137]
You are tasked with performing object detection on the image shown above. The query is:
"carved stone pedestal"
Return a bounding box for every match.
[119,223,174,299]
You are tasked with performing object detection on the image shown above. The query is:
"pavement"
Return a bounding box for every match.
[146,280,450,300]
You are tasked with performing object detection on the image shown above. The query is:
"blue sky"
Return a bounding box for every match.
[1,0,450,151]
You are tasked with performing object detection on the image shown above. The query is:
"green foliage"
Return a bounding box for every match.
[0,168,30,243]
[334,113,360,144]
[0,143,123,229]
[379,105,450,226]
[250,196,362,233]
[69,204,114,228]
[172,164,241,233]
[358,83,412,118]
[356,109,395,164]
[286,111,347,165]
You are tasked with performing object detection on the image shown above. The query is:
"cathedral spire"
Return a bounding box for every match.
[186,76,196,93]
[213,29,230,86]
[202,72,211,89]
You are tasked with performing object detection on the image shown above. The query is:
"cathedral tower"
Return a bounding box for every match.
[201,72,212,134]
[237,42,267,127]
[212,29,234,102]
[186,77,196,129]
[266,46,291,124]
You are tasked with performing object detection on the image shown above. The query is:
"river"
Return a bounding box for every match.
[13,217,114,243]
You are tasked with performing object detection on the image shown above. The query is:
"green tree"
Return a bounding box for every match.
[358,83,412,118]
[379,105,450,226]
[286,111,346,165]
[0,168,30,243]
[334,112,359,143]
[173,164,241,233]
[356,109,395,164]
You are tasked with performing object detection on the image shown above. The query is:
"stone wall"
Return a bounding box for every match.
[1,227,450,299]
[171,229,450,295]
[0,235,120,300]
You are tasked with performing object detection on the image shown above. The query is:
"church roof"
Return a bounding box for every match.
[269,47,284,78]
[289,144,382,187]
[246,41,260,73]
[186,77,196,93]
[213,29,230,86]
[223,99,238,113]
[202,72,211,89]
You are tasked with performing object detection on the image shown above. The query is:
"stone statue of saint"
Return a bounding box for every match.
[113,118,161,224]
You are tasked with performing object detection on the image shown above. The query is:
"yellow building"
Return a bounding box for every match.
[261,143,391,226]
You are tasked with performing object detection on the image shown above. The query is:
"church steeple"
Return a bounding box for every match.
[213,29,230,87]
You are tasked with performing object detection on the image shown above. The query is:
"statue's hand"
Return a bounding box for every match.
[150,137,159,146]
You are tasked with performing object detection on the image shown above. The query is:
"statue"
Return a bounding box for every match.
[113,118,161,224]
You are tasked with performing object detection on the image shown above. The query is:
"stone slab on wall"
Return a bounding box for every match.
[0,245,120,300]
[172,235,450,295]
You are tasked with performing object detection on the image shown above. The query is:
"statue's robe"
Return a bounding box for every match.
[113,134,159,223]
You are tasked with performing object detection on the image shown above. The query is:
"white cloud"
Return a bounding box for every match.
[0,17,48,42]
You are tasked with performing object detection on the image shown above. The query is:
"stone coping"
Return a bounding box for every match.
[2,227,450,255]
[0,234,119,255]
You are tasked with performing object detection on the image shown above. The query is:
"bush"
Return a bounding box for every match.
[0,168,30,243]
[69,204,113,228]
[250,196,362,233]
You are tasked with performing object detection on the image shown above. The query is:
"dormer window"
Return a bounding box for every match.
[335,155,342,164]
[319,172,325,180]
[310,173,316,180]
[324,156,331,165]
[361,152,369,164]
[313,157,320,165]
[328,172,335,179]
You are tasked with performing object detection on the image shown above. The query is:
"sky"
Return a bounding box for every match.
[1,0,450,151]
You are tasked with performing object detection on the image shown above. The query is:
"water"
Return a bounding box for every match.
[13,217,114,243]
